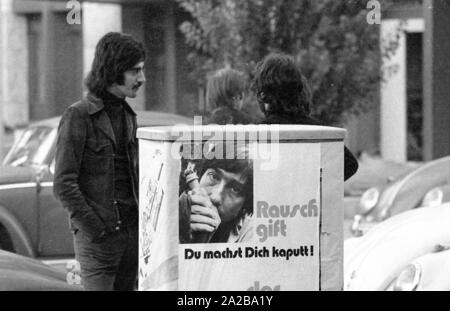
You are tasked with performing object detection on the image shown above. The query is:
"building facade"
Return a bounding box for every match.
[0,0,199,126]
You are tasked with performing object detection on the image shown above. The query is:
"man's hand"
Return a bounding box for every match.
[188,188,221,241]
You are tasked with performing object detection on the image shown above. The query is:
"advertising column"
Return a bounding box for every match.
[138,125,344,291]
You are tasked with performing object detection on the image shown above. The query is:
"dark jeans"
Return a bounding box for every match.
[73,225,138,291]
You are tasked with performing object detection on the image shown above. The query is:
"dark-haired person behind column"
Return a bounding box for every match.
[252,52,358,181]
[54,32,146,291]
[205,68,254,125]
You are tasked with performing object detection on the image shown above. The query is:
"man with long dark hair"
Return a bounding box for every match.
[54,32,146,290]
[252,52,358,181]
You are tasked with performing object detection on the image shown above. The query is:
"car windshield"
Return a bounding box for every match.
[3,126,56,168]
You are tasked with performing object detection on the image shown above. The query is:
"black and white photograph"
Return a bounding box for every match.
[0,0,449,295]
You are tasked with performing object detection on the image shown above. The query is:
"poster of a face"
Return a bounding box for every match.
[177,141,322,291]
[178,142,254,244]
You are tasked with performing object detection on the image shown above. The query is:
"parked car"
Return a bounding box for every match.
[344,152,420,197]
[0,111,192,260]
[344,203,450,291]
[351,156,450,236]
[343,152,419,220]
[0,249,82,290]
[388,247,450,291]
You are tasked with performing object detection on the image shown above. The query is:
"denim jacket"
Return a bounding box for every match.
[53,93,139,242]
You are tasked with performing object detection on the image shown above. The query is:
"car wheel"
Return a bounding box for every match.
[0,224,15,252]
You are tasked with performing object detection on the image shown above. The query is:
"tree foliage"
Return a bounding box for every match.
[176,0,398,125]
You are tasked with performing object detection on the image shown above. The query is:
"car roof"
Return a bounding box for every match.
[31,111,193,128]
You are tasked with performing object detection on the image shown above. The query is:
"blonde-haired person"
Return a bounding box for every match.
[205,68,253,125]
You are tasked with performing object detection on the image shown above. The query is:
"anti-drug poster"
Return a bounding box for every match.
[178,142,321,290]
[139,140,321,291]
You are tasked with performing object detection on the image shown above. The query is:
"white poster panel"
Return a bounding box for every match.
[138,140,180,291]
[178,142,321,290]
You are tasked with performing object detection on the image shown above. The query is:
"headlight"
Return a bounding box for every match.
[393,263,422,291]
[358,187,380,215]
[422,187,443,207]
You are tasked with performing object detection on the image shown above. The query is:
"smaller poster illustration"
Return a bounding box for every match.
[139,146,165,282]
